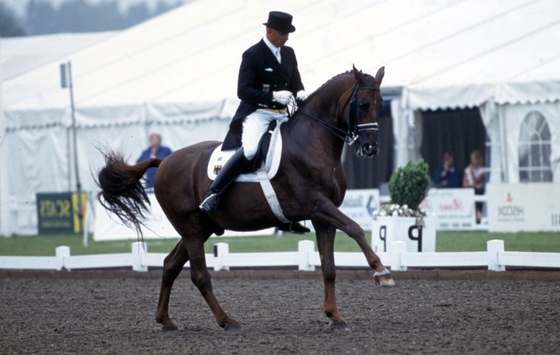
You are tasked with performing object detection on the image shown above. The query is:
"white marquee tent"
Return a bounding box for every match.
[1,0,559,235]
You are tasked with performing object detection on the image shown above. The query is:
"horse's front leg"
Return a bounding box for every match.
[312,200,395,286]
[312,220,348,330]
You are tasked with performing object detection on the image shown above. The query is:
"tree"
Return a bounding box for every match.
[23,0,185,36]
[0,3,26,37]
[26,0,57,35]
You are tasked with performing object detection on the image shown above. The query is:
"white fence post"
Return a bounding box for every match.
[213,242,230,271]
[487,239,505,271]
[132,242,148,272]
[298,240,315,271]
[390,241,407,271]
[55,246,70,271]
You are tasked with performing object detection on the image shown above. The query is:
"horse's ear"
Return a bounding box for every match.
[352,64,365,84]
[375,66,385,85]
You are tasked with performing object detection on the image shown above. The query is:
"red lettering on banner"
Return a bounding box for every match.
[438,198,464,211]
[419,199,432,212]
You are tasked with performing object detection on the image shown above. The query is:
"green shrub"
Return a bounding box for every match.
[388,159,430,211]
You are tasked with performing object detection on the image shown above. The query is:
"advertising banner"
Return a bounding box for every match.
[339,189,380,230]
[419,188,476,230]
[487,183,560,232]
[37,192,86,234]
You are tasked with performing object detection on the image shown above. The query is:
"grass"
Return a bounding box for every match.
[0,230,559,256]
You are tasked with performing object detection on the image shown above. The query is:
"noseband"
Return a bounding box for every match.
[297,83,380,145]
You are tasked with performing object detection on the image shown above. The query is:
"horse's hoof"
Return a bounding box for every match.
[373,269,396,286]
[161,321,179,332]
[224,320,241,331]
[329,321,349,331]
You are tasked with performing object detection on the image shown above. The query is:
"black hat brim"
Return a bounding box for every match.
[263,22,296,33]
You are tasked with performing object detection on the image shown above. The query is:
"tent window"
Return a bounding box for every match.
[518,111,552,182]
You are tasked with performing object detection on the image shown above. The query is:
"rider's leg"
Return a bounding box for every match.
[199,111,273,213]
[199,148,251,213]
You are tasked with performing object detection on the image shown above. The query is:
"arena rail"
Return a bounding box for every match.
[1,239,559,272]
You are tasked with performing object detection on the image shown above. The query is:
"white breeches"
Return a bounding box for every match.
[241,109,287,159]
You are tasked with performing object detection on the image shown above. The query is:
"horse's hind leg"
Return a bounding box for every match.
[313,220,348,330]
[186,236,241,331]
[155,239,189,331]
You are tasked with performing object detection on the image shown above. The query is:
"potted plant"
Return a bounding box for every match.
[372,160,436,254]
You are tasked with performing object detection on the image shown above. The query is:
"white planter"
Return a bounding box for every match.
[371,216,436,254]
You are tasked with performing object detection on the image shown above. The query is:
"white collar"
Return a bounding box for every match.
[263,36,280,56]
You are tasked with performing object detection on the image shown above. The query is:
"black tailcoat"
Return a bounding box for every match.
[222,39,304,150]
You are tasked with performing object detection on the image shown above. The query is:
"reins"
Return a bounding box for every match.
[293,83,380,145]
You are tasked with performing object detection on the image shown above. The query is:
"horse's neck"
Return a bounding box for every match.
[285,82,350,164]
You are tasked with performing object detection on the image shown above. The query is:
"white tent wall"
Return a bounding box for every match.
[4,102,230,235]
[498,102,560,183]
[4,119,69,235]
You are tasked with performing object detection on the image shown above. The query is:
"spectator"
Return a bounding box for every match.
[136,133,172,189]
[463,149,486,223]
[432,152,463,188]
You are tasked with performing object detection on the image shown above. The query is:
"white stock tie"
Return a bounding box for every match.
[275,48,281,64]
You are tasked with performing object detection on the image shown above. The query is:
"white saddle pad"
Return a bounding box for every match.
[206,117,287,182]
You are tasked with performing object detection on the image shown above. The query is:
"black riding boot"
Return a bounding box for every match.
[199,148,251,213]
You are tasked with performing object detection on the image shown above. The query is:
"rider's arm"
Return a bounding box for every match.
[237,51,275,108]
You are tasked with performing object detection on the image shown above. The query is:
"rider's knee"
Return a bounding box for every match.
[243,145,258,160]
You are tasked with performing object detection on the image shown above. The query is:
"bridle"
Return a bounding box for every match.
[294,83,380,145]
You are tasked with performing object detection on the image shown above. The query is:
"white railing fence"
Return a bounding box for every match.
[1,239,559,272]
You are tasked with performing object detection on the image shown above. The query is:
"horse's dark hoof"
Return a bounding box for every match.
[374,268,396,286]
[157,316,179,332]
[161,321,179,332]
[224,320,241,331]
[329,321,349,331]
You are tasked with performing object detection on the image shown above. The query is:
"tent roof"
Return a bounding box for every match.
[3,0,560,113]
[1,31,117,81]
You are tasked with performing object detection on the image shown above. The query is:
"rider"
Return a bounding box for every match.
[199,11,309,233]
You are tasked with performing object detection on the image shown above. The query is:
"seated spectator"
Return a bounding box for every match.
[462,149,486,223]
[433,152,463,188]
[136,133,172,189]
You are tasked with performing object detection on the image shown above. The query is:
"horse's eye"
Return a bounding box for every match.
[358,102,370,110]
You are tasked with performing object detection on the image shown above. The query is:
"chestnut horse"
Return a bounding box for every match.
[97,66,394,331]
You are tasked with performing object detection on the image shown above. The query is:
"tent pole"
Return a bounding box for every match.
[0,37,12,236]
[66,61,84,234]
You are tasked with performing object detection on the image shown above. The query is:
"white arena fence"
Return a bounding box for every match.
[1,240,559,273]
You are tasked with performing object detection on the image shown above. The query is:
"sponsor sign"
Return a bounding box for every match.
[419,188,476,230]
[487,183,560,232]
[339,189,380,229]
[37,192,86,234]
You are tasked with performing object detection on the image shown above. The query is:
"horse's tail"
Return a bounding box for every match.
[96,150,163,238]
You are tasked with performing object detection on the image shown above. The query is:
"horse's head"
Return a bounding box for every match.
[348,65,384,158]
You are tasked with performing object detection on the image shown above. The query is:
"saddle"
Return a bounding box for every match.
[207,118,286,182]
[205,117,295,225]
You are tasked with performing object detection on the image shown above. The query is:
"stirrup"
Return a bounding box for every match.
[278,221,310,234]
[199,193,220,213]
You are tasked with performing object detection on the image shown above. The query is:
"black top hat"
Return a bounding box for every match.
[263,11,296,33]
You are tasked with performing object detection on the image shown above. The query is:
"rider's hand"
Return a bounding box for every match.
[296,90,308,102]
[272,90,293,105]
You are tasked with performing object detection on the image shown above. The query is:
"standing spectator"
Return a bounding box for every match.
[433,152,463,188]
[463,149,486,223]
[136,133,172,189]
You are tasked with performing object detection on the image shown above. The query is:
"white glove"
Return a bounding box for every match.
[272,90,293,105]
[297,90,308,101]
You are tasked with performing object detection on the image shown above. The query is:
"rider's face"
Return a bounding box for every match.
[266,28,289,47]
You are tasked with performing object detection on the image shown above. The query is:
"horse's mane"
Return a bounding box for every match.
[302,69,376,106]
